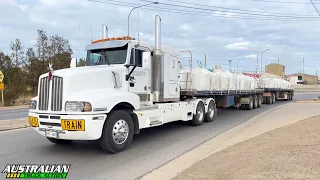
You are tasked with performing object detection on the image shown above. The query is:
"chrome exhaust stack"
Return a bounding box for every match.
[102,24,108,38]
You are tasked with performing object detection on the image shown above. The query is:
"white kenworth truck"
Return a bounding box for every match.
[28,15,266,153]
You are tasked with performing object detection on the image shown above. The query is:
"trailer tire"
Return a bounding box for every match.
[252,94,258,109]
[245,96,253,110]
[271,93,276,104]
[190,101,205,126]
[266,96,272,104]
[100,110,134,154]
[47,138,73,144]
[257,94,262,108]
[205,100,216,122]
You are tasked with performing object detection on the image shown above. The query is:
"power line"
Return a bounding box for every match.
[310,0,320,16]
[166,0,315,16]
[87,0,320,21]
[140,0,320,18]
[250,0,320,4]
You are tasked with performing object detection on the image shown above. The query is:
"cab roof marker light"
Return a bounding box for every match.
[91,36,132,44]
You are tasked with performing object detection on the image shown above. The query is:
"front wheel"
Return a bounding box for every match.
[100,110,134,154]
[47,138,73,144]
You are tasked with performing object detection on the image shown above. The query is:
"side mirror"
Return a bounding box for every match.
[70,58,77,68]
[142,52,151,70]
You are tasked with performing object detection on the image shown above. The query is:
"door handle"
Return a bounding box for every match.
[129,77,135,87]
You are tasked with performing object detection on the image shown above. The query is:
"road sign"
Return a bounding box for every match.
[0,83,4,90]
[0,71,4,83]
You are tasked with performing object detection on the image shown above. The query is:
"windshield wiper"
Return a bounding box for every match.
[95,51,104,65]
[95,50,110,66]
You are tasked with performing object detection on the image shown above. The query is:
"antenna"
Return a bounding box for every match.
[90,20,92,43]
[137,9,140,44]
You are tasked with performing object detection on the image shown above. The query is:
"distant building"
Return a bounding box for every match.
[265,63,285,78]
[287,73,318,85]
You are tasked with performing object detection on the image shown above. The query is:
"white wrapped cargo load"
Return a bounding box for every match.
[235,73,246,90]
[179,67,211,91]
[261,77,291,89]
[210,69,221,90]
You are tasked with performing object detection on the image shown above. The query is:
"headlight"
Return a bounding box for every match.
[65,101,92,112]
[29,100,37,110]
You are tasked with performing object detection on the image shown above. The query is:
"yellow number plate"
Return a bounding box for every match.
[61,120,85,131]
[29,116,39,127]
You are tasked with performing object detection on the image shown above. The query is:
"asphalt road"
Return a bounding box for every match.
[0,93,317,180]
[0,108,28,120]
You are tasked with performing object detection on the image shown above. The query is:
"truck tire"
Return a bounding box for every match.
[266,96,272,104]
[257,94,262,108]
[190,101,205,126]
[252,94,258,109]
[245,96,253,110]
[100,110,134,154]
[271,93,275,104]
[205,100,216,122]
[47,138,73,144]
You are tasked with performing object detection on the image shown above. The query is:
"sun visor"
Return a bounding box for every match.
[85,40,129,51]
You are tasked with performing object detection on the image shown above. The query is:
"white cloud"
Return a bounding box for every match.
[0,0,319,74]
[179,24,193,32]
[225,42,251,50]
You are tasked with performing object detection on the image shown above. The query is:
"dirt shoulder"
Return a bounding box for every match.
[173,115,320,180]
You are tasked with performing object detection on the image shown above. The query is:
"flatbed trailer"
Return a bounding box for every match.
[262,88,294,104]
[180,89,265,110]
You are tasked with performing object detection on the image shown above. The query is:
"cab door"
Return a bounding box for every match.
[128,48,150,96]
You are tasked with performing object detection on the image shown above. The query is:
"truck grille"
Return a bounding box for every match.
[51,76,63,111]
[38,76,63,111]
[38,77,50,110]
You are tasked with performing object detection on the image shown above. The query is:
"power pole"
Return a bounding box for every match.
[255,54,259,74]
[204,55,207,68]
[303,57,305,74]
[229,60,232,72]
[278,58,279,64]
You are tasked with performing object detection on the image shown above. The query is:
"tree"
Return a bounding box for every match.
[10,39,24,67]
[77,57,86,67]
[0,50,26,105]
[0,29,74,106]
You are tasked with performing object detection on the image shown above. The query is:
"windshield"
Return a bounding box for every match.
[86,45,128,66]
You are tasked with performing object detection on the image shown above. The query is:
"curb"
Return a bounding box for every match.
[139,103,292,180]
[0,105,29,110]
[0,118,30,132]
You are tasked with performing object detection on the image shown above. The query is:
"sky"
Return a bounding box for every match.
[0,0,320,75]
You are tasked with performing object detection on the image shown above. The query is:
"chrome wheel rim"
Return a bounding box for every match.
[208,103,215,118]
[197,106,204,121]
[112,119,129,145]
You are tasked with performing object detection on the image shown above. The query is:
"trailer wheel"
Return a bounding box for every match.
[100,110,134,154]
[190,101,205,126]
[205,100,216,122]
[271,93,276,104]
[47,138,73,144]
[245,96,253,110]
[252,94,258,109]
[266,96,272,104]
[257,94,262,108]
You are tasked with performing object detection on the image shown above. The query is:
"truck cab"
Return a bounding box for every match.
[28,15,215,153]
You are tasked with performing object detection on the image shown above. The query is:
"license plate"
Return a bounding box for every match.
[45,131,57,138]
[28,116,39,127]
[61,120,85,131]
